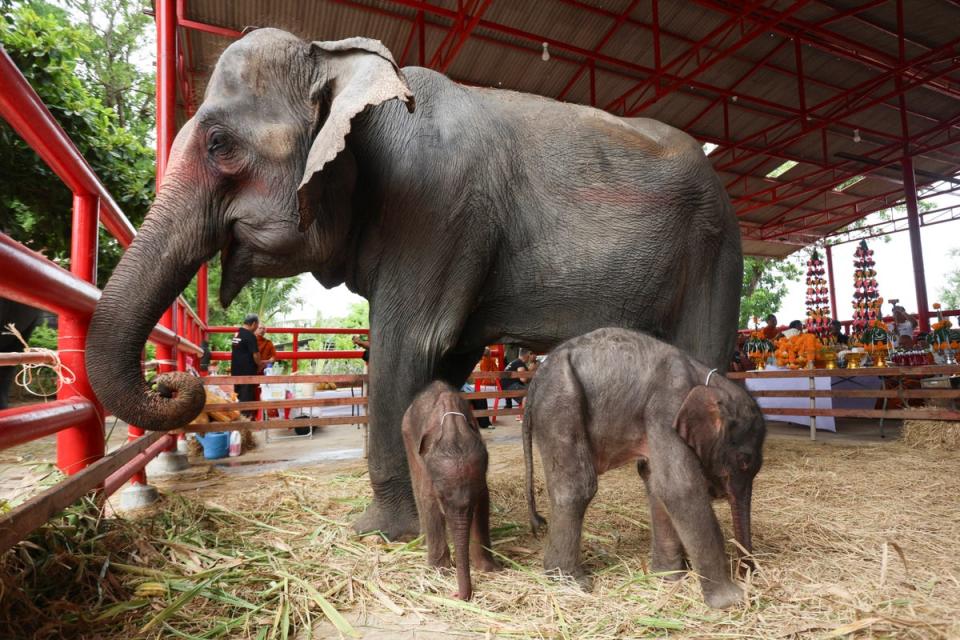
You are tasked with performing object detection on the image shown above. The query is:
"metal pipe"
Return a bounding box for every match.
[0,352,58,367]
[205,327,369,335]
[210,350,365,361]
[0,398,96,451]
[902,157,931,333]
[102,434,174,497]
[57,193,105,475]
[0,50,136,247]
[825,244,838,321]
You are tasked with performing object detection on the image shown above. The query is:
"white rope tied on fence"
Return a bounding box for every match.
[2,323,76,397]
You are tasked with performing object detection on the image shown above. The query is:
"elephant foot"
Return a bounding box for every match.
[474,555,501,573]
[651,554,688,581]
[702,579,744,609]
[353,499,420,541]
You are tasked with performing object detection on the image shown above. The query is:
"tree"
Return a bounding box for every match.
[182,262,304,351]
[739,256,803,328]
[305,301,369,375]
[939,248,960,309]
[0,2,155,286]
[65,0,155,134]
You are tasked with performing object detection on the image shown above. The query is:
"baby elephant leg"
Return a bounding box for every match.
[470,486,500,572]
[417,487,451,569]
[541,445,597,589]
[646,433,743,609]
[638,460,686,579]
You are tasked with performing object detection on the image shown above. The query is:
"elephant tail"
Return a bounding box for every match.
[523,380,546,536]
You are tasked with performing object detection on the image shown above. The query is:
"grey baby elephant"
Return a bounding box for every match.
[402,381,500,600]
[523,328,765,609]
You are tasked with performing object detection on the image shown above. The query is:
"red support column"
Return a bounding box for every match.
[902,157,930,332]
[825,244,838,321]
[125,0,178,481]
[176,302,187,371]
[291,331,299,372]
[197,263,208,326]
[57,194,105,475]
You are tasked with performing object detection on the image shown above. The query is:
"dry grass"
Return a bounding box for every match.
[1,436,959,639]
[902,419,960,451]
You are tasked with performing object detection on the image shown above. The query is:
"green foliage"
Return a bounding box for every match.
[939,248,960,310]
[27,320,57,350]
[305,301,369,375]
[182,262,304,352]
[739,256,803,328]
[0,2,155,286]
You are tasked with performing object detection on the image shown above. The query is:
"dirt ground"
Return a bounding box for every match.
[3,418,959,639]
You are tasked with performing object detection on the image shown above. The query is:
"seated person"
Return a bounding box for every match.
[829,320,849,345]
[781,320,804,338]
[761,314,780,340]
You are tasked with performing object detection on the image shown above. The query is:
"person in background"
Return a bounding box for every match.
[829,320,849,346]
[255,325,277,373]
[761,314,780,341]
[782,320,804,338]
[890,305,917,347]
[231,314,261,419]
[503,348,535,411]
[352,335,370,363]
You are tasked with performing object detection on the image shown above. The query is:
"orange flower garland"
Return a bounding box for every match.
[775,333,822,368]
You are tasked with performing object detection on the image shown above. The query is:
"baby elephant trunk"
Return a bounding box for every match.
[728,483,754,570]
[451,505,474,600]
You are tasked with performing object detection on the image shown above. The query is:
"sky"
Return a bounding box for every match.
[776,202,959,325]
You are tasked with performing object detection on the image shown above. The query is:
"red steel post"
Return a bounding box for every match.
[902,157,930,332]
[57,194,106,475]
[825,244,838,322]
[291,331,299,372]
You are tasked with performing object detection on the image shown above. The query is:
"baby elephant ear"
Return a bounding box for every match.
[297,37,415,231]
[674,385,723,455]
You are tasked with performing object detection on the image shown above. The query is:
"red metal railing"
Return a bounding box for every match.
[206,326,369,371]
[0,20,203,550]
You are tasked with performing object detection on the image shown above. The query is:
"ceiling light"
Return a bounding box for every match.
[541,42,550,62]
[853,129,861,143]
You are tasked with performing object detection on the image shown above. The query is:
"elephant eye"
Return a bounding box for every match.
[207,130,233,157]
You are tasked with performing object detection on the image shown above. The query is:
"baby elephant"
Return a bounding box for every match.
[402,381,499,600]
[523,328,766,609]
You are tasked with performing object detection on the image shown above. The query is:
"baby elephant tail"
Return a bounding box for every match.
[523,383,547,536]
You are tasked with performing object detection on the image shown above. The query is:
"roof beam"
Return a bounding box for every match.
[694,0,960,101]
[556,0,643,101]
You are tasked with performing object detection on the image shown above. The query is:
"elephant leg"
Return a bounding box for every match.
[420,491,452,569]
[354,330,478,540]
[646,430,743,609]
[470,486,499,572]
[638,460,686,579]
[541,439,597,589]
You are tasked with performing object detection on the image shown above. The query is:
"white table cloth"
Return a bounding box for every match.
[745,366,836,432]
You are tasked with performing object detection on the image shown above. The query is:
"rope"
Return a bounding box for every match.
[3,323,76,398]
[705,368,719,387]
[439,411,465,428]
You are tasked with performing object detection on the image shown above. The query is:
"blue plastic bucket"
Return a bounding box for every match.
[195,432,230,460]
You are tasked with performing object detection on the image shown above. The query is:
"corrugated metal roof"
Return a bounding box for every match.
[171,0,960,258]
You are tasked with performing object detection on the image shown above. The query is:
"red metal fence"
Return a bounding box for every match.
[0,45,203,550]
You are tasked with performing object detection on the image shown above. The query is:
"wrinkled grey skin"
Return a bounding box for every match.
[401,381,498,600]
[85,28,743,540]
[523,328,765,609]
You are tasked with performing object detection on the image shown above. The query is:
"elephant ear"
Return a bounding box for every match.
[297,37,415,231]
[673,385,724,459]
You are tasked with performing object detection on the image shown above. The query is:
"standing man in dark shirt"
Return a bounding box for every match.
[503,348,535,409]
[231,314,261,419]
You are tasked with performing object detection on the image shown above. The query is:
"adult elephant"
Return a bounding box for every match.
[86,29,742,539]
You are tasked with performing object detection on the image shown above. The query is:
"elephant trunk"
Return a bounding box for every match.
[451,505,474,601]
[728,483,754,570]
[86,185,215,431]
